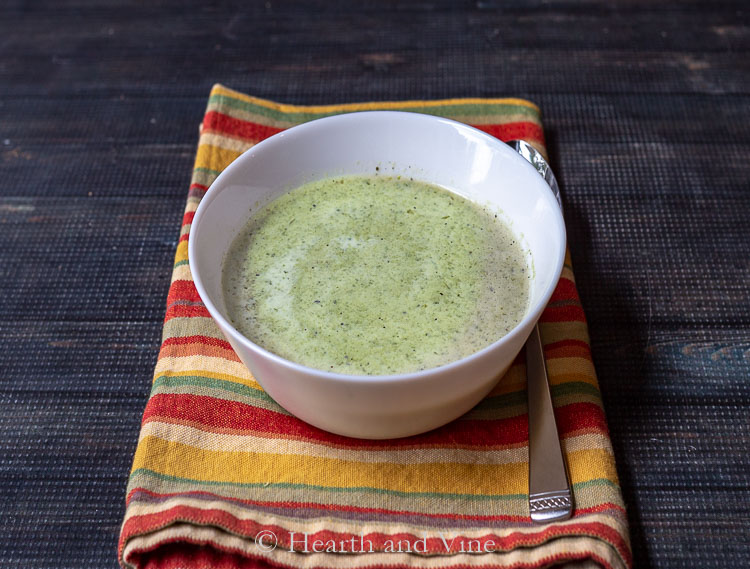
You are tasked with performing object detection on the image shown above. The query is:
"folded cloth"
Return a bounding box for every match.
[119,84,631,569]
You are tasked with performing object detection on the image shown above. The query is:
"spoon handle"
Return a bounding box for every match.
[506,139,573,523]
[526,325,573,522]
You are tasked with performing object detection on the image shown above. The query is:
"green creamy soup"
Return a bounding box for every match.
[222,175,530,375]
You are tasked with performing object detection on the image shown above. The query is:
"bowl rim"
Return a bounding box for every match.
[188,110,567,384]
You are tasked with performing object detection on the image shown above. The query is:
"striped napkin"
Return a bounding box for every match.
[119,84,631,569]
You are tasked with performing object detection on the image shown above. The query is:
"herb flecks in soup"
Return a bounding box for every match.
[222,175,529,375]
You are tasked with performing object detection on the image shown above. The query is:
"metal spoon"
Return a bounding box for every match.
[506,139,573,523]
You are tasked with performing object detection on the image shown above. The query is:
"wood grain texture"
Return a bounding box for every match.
[1,1,748,568]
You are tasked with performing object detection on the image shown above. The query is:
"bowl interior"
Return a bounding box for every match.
[190,111,566,372]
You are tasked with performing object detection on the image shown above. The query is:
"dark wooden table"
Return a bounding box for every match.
[1,2,748,567]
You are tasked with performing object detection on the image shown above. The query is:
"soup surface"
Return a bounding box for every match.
[222,175,529,375]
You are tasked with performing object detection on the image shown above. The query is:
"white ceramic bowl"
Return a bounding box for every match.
[189,111,566,439]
